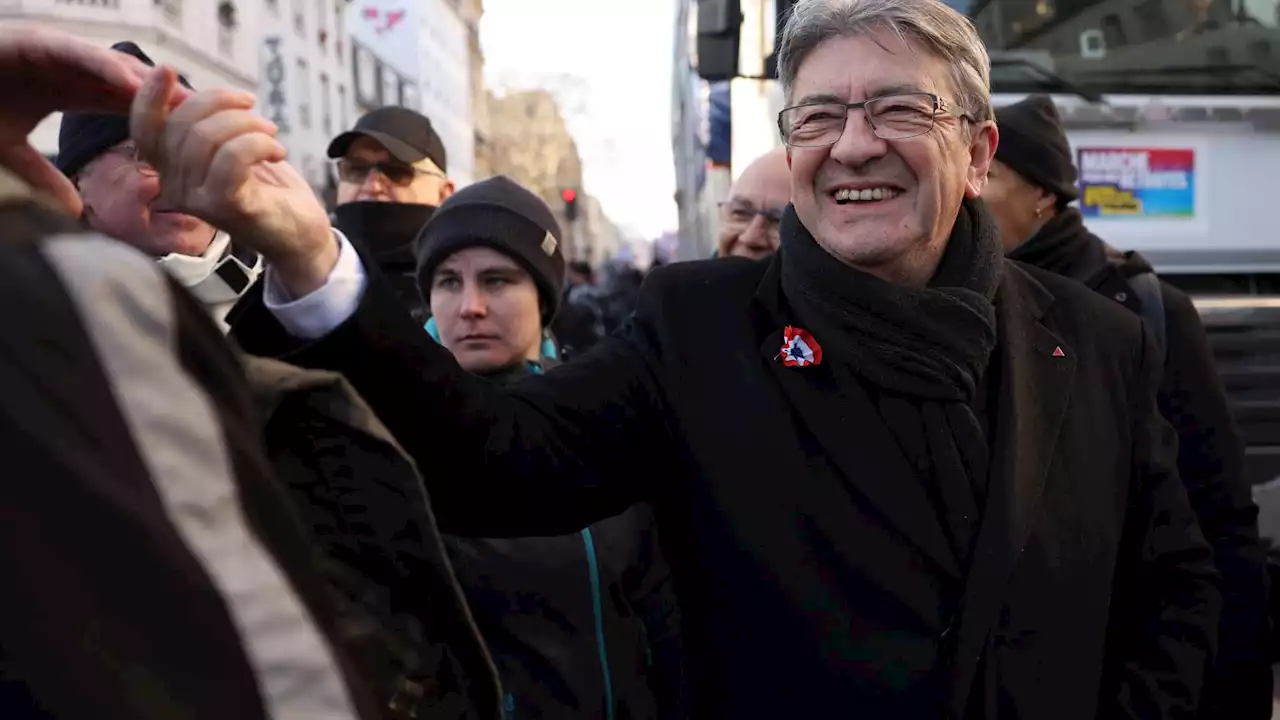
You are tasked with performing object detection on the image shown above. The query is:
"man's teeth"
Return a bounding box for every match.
[834,187,900,202]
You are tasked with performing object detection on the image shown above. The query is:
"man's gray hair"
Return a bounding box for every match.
[777,0,994,123]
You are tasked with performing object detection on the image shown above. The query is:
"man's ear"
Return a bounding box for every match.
[965,121,999,199]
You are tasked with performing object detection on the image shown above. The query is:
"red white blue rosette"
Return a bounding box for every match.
[780,326,822,367]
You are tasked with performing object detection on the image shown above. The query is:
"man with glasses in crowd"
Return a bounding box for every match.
[164,0,1220,714]
[328,106,455,322]
[58,41,262,327]
[716,147,790,260]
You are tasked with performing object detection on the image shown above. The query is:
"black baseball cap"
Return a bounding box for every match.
[326,107,447,173]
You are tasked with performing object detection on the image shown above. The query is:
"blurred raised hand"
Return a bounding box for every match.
[0,25,190,213]
[130,66,338,295]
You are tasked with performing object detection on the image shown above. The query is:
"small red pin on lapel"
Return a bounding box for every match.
[780,326,822,367]
[1052,346,1066,357]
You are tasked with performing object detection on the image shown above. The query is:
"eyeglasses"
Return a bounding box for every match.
[719,202,783,230]
[104,142,159,177]
[331,157,443,187]
[778,92,975,147]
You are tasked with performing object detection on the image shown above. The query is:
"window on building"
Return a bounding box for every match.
[265,0,277,16]
[337,83,348,131]
[293,0,305,37]
[156,0,182,24]
[381,67,400,107]
[297,58,311,128]
[315,0,327,48]
[334,1,345,59]
[401,81,418,111]
[217,0,237,57]
[355,45,377,107]
[320,72,332,134]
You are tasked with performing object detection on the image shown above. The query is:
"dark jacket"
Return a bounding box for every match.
[442,359,682,719]
[245,356,503,720]
[231,244,1221,720]
[0,184,501,719]
[1012,210,1271,718]
[0,194,376,720]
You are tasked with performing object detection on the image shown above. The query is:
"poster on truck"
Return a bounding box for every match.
[1077,148,1195,218]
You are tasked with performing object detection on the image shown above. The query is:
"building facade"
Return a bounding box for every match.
[344,0,475,186]
[256,0,356,197]
[485,88,586,259]
[419,0,475,186]
[4,0,261,159]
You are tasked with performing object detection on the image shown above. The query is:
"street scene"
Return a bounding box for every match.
[1,0,1279,716]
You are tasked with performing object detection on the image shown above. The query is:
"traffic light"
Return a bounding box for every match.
[696,0,742,81]
[562,188,579,222]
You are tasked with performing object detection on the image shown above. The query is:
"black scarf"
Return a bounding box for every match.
[332,201,436,322]
[1008,207,1107,283]
[779,198,1002,565]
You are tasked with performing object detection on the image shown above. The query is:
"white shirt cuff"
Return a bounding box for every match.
[263,228,368,340]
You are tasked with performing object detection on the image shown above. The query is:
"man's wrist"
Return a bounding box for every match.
[267,227,341,299]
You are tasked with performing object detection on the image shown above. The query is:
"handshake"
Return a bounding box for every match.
[0,25,337,296]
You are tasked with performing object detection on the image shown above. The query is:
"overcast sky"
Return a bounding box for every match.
[479,0,678,240]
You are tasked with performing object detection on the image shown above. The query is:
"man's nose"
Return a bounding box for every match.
[359,169,390,196]
[740,214,771,244]
[828,110,889,168]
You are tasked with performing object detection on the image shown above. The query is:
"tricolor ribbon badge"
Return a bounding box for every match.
[780,325,822,367]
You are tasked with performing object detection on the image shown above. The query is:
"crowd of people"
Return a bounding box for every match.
[0,0,1271,717]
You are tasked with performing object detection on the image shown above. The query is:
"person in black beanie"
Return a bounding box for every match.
[986,94,1270,720]
[413,174,685,719]
[57,40,260,329]
[416,175,566,372]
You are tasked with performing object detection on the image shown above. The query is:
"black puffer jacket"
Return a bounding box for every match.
[442,358,684,719]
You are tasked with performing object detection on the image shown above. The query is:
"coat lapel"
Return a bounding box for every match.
[752,258,961,580]
[945,262,1077,718]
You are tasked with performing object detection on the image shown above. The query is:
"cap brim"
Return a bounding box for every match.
[326,130,427,165]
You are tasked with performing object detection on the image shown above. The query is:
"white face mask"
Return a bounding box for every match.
[157,232,263,305]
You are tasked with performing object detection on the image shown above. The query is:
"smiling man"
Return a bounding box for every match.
[717,148,790,259]
[209,0,1219,717]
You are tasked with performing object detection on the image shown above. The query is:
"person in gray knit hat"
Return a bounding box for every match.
[412,175,685,718]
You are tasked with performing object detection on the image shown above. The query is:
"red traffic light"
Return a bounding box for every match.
[561,188,578,203]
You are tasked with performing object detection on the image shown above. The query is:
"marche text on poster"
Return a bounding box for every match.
[1076,148,1195,219]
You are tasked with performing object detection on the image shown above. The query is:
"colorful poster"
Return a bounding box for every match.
[1077,148,1195,218]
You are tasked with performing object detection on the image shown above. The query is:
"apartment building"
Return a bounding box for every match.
[257,0,357,196]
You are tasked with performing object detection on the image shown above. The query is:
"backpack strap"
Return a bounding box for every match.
[1081,253,1168,363]
[1127,270,1168,364]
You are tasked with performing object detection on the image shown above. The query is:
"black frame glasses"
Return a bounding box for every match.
[778,92,975,147]
[330,157,445,187]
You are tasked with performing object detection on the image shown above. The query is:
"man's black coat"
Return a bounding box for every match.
[232,249,1222,720]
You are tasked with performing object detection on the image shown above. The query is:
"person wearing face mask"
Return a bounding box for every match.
[414,175,683,719]
[328,107,455,323]
[57,41,261,329]
[716,148,791,260]
[985,94,1269,720]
